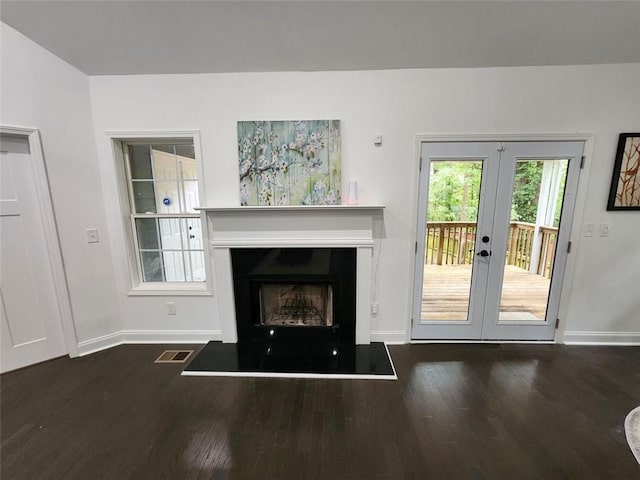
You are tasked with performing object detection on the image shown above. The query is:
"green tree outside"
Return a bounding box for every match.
[427,160,566,225]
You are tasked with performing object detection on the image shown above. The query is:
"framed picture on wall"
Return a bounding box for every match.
[237,120,342,206]
[607,133,640,210]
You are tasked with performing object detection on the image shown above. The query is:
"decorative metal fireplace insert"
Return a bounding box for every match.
[230,248,356,343]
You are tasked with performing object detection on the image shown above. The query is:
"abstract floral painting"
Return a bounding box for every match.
[607,133,640,210]
[238,120,341,206]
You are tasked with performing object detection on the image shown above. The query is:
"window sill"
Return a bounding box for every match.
[128,282,212,297]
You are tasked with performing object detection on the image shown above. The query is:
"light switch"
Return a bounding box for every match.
[374,134,383,146]
[86,228,99,243]
[599,224,610,237]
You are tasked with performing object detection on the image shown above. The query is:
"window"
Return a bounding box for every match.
[124,141,205,284]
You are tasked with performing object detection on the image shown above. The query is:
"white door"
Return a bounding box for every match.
[412,141,583,340]
[0,134,67,372]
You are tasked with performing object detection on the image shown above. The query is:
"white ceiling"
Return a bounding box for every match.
[2,1,640,75]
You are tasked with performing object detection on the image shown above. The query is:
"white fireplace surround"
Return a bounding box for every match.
[200,205,385,344]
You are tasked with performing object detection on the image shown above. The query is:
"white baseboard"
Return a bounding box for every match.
[79,330,407,356]
[370,330,407,344]
[563,331,640,346]
[77,331,124,356]
[410,340,556,344]
[76,330,640,356]
[122,330,222,344]
[78,330,222,356]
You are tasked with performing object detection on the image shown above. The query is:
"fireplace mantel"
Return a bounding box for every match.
[201,205,384,344]
[198,205,385,213]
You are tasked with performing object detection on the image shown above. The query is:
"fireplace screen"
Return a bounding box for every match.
[259,284,333,327]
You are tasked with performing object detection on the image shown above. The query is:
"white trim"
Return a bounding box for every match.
[370,330,407,344]
[127,282,212,296]
[12,337,47,348]
[181,371,397,380]
[105,130,203,140]
[77,330,222,356]
[105,130,213,294]
[210,238,374,248]
[563,331,640,346]
[414,133,593,143]
[77,331,124,356]
[123,329,221,343]
[553,135,595,342]
[212,247,238,343]
[356,246,373,344]
[384,342,398,378]
[197,205,385,213]
[408,132,595,343]
[410,340,556,344]
[0,126,79,357]
[205,206,382,344]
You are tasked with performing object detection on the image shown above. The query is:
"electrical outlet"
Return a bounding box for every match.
[167,302,176,315]
[371,302,378,315]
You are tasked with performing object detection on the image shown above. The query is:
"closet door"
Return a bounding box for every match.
[0,134,67,372]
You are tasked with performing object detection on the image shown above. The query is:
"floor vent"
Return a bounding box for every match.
[154,350,194,364]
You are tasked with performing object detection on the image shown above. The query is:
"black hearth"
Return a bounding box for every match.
[230,248,356,343]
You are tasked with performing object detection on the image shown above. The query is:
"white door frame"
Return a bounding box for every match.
[1,126,79,357]
[406,133,595,343]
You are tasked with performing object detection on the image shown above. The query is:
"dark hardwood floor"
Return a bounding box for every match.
[2,344,639,479]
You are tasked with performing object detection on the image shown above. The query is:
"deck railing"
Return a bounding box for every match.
[425,221,558,278]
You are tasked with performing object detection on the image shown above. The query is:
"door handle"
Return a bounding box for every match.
[477,250,492,257]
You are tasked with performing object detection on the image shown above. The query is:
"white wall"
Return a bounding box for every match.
[0,24,121,345]
[89,63,640,345]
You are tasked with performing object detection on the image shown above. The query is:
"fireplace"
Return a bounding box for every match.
[231,248,356,343]
[202,205,384,344]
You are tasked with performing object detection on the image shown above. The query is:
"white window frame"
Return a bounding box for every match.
[108,131,212,296]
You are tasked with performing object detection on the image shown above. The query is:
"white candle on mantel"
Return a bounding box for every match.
[347,181,358,205]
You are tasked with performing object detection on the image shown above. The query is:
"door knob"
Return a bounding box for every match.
[477,250,491,257]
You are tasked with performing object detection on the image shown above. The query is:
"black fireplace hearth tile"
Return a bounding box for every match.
[181,341,397,379]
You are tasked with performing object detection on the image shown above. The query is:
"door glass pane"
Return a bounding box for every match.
[499,159,568,322]
[422,160,483,321]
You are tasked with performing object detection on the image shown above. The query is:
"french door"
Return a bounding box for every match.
[412,141,583,340]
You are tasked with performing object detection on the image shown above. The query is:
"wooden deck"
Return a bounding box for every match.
[422,264,551,321]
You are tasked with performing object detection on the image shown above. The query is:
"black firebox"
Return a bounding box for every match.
[230,248,356,343]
